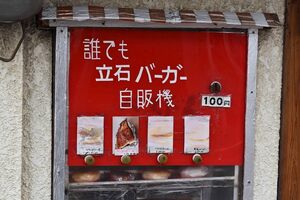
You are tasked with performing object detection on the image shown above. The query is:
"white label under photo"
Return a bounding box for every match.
[184,116,210,154]
[77,116,104,155]
[201,95,231,108]
[147,116,174,153]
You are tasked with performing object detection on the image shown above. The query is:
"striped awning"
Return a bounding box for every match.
[40,6,280,29]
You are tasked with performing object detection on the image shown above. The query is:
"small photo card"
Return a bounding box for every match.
[184,116,210,154]
[77,116,104,155]
[147,116,174,153]
[113,116,139,156]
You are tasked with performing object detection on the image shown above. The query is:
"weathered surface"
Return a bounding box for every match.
[280,1,300,199]
[0,23,23,200]
[0,0,284,200]
[254,27,284,200]
[45,0,278,12]
[21,23,52,200]
[0,22,52,200]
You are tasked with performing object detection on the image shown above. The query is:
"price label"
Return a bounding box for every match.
[201,95,231,108]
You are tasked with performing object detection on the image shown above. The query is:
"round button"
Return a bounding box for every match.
[192,154,202,164]
[121,155,131,165]
[157,154,168,164]
[84,155,95,166]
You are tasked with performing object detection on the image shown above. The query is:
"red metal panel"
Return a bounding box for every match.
[68,28,247,166]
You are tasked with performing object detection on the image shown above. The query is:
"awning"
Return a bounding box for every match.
[40,6,280,29]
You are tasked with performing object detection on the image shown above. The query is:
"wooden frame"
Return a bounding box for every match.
[279,0,300,199]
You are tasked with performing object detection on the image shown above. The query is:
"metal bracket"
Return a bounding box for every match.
[243,28,258,200]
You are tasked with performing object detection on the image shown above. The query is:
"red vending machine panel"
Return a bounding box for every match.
[68,28,247,166]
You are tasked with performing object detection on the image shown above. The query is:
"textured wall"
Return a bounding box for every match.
[21,23,52,200]
[0,0,284,200]
[254,28,283,199]
[0,23,23,200]
[0,22,52,200]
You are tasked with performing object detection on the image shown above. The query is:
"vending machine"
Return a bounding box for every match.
[45,6,280,200]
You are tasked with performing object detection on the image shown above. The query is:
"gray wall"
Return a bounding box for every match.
[0,0,284,199]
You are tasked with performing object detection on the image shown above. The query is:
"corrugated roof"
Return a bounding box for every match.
[40,6,280,29]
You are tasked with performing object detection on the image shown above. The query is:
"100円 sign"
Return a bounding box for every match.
[202,95,231,108]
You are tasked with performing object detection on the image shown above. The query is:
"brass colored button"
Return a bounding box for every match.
[121,155,131,165]
[157,154,168,164]
[84,155,95,166]
[192,154,202,164]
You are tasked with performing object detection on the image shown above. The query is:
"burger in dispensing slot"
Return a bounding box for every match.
[142,170,172,180]
[71,171,102,183]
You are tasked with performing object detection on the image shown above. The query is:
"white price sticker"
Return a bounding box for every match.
[201,95,231,108]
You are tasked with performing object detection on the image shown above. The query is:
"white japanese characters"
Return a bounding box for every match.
[83,38,100,60]
[154,64,188,84]
[137,90,153,109]
[95,62,188,83]
[119,89,175,109]
[120,89,133,109]
[156,89,175,108]
[83,38,129,60]
[95,64,113,82]
[83,38,188,110]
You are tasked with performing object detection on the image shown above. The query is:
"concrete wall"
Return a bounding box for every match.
[0,23,52,200]
[0,23,24,200]
[21,24,52,200]
[0,0,284,199]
